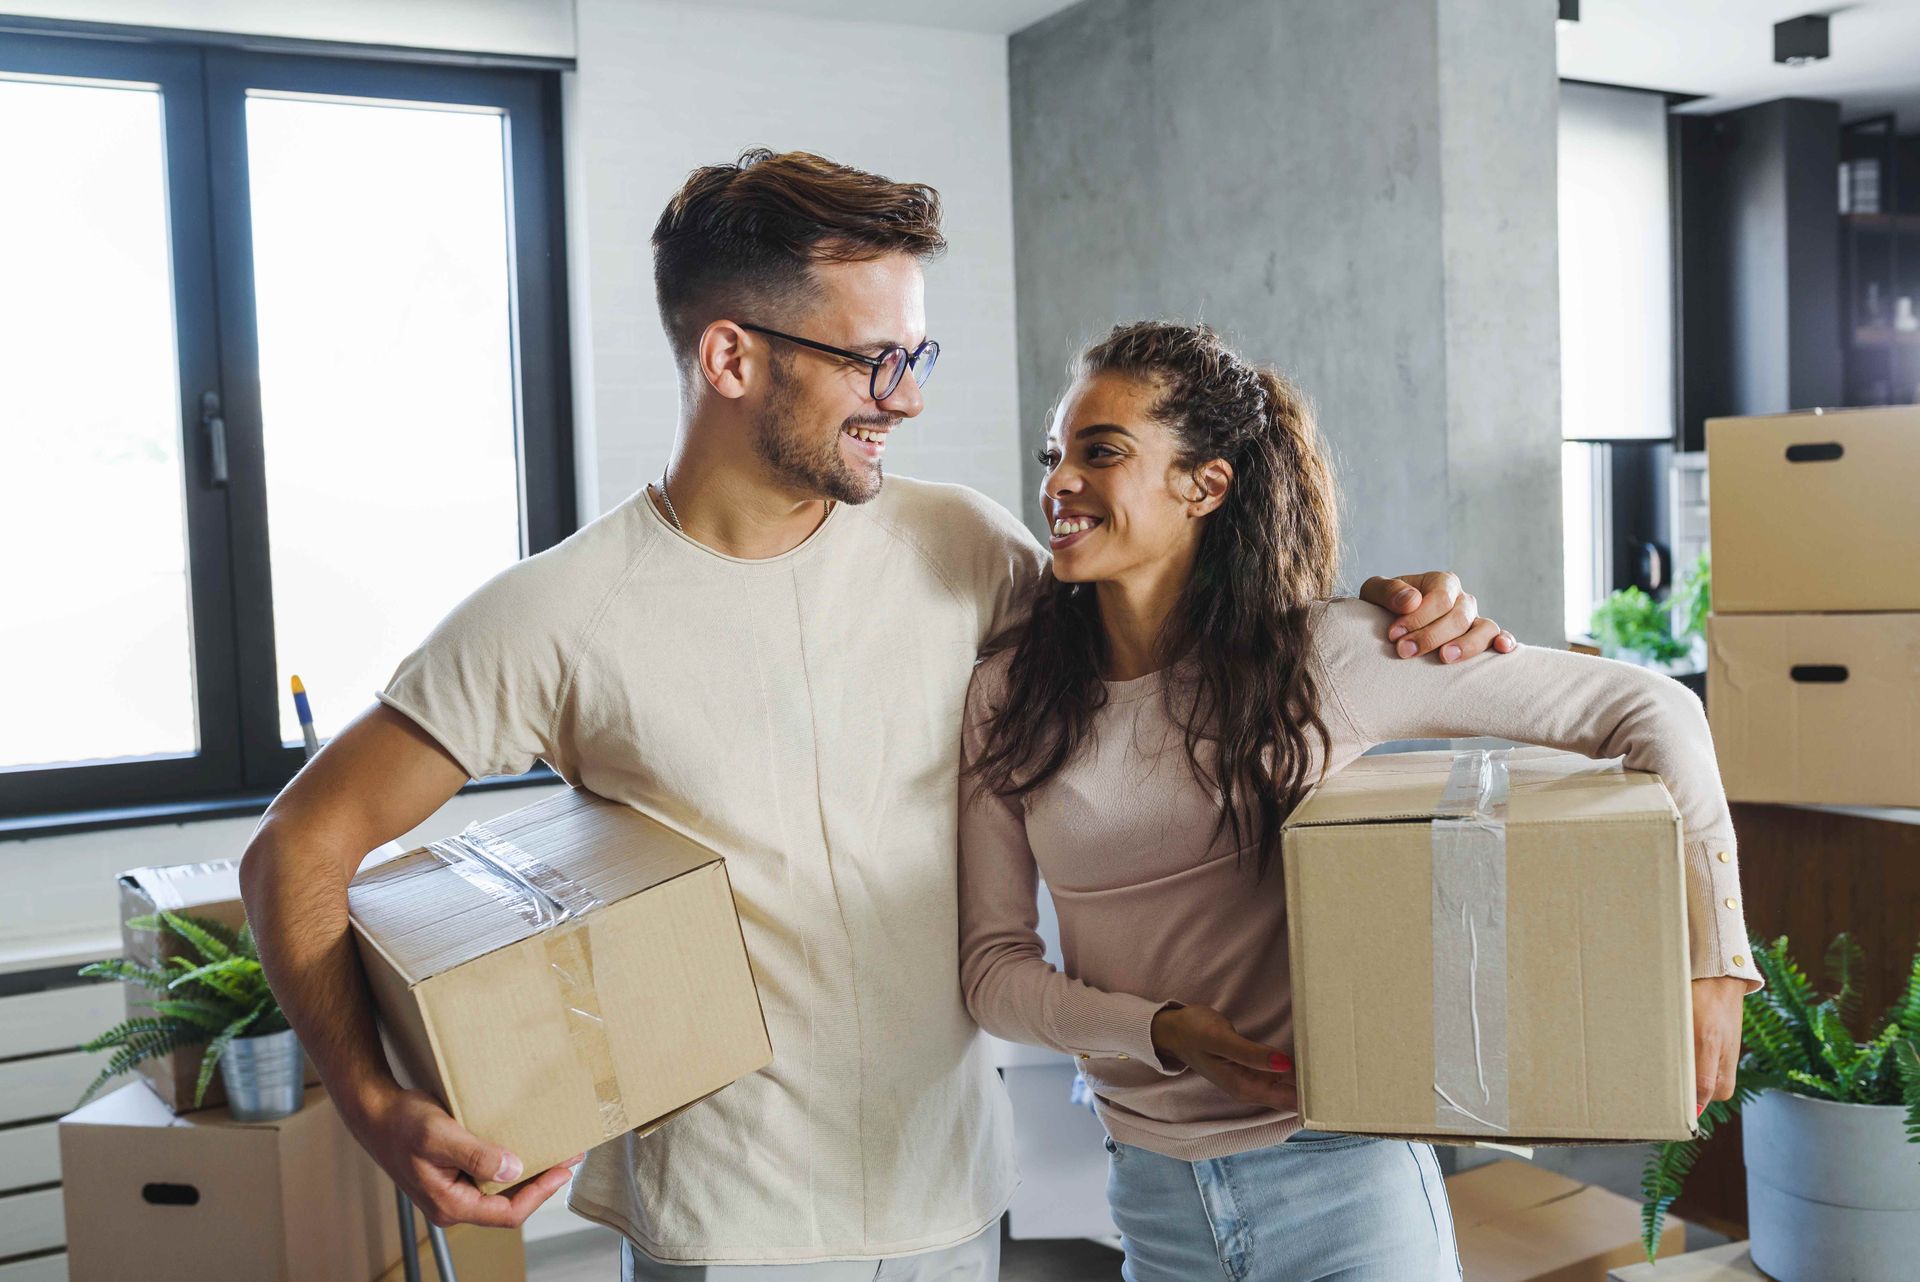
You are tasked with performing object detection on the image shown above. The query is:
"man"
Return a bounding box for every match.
[239,149,1515,1280]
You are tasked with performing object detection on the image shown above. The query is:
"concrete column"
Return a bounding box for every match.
[1011,0,1564,643]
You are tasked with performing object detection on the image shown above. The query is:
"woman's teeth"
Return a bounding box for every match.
[1051,517,1100,537]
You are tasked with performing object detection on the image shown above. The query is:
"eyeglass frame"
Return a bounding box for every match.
[737,322,939,402]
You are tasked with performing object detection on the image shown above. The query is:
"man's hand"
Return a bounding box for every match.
[1692,975,1746,1116]
[1359,571,1517,663]
[351,1082,583,1229]
[1150,1005,1297,1114]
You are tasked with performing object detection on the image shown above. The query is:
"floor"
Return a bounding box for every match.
[526,1222,1123,1281]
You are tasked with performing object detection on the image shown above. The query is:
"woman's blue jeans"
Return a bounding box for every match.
[1103,1130,1462,1282]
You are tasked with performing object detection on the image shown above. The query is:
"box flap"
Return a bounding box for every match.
[1284,747,1677,830]
[117,859,243,912]
[63,1081,325,1133]
[348,789,722,983]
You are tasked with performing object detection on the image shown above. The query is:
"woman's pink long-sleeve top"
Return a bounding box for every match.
[958,598,1761,1160]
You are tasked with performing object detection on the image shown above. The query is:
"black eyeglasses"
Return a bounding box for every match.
[739,322,940,402]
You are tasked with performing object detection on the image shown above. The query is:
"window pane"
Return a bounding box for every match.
[244,94,523,745]
[1562,441,1606,639]
[1559,83,1674,441]
[0,75,197,769]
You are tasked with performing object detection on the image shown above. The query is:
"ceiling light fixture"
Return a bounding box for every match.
[1774,14,1830,66]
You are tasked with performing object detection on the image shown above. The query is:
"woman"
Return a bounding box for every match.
[958,321,1760,1281]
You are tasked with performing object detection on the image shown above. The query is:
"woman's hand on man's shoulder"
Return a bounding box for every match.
[1357,571,1517,664]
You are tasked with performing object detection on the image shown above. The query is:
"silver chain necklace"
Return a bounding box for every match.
[656,470,684,532]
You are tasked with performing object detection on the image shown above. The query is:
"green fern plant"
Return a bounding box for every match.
[75,910,290,1109]
[1640,933,1920,1260]
[1590,586,1693,664]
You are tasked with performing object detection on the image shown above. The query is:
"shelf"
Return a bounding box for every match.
[1843,212,1920,233]
[1852,325,1920,347]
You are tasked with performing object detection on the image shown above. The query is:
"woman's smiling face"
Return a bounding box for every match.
[1036,372,1210,585]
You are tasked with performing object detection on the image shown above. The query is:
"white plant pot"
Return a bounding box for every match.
[1743,1088,1920,1282]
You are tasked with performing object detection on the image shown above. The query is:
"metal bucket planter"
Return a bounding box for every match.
[219,1028,306,1122]
[1744,1088,1920,1282]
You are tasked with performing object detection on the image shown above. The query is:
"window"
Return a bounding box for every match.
[0,33,572,821]
[1558,81,1678,639]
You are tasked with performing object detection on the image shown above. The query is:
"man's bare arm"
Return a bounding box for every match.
[238,703,578,1227]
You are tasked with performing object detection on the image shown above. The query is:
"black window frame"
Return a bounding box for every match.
[0,28,574,826]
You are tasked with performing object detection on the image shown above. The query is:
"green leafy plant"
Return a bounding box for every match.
[1671,551,1711,644]
[1640,933,1920,1259]
[75,910,289,1109]
[1590,585,1692,663]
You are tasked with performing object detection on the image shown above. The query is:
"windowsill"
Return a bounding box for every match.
[0,765,559,842]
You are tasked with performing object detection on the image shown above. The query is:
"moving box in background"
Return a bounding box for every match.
[60,1084,402,1282]
[1283,748,1696,1144]
[1450,1159,1685,1281]
[349,788,772,1195]
[1709,612,1920,807]
[1706,405,1920,615]
[118,860,322,1112]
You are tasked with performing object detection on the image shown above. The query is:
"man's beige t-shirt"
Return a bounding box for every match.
[377,476,1045,1265]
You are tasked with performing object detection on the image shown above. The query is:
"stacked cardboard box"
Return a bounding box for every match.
[62,860,526,1281]
[1706,406,1920,806]
[117,859,322,1111]
[59,1083,524,1282]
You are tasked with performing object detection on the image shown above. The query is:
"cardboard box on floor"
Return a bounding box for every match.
[349,787,772,1195]
[118,859,322,1113]
[1707,611,1920,807]
[1450,1159,1684,1281]
[375,1222,526,1282]
[1608,1241,1764,1280]
[60,1083,400,1282]
[1707,405,1920,615]
[1283,747,1698,1144]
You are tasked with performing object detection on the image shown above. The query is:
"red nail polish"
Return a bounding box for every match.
[1697,1103,1707,1117]
[1271,1053,1292,1072]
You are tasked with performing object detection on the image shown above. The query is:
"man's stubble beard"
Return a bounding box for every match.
[750,358,887,506]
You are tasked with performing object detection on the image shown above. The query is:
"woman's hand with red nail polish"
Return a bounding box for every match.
[1150,1004,1297,1113]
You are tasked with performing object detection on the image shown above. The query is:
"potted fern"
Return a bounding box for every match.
[1641,933,1920,1280]
[75,909,306,1122]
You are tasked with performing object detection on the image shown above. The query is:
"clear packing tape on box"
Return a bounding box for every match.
[1430,748,1621,1135]
[421,822,632,1137]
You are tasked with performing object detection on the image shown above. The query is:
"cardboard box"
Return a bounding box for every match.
[118,859,322,1112]
[1608,1241,1764,1279]
[1283,748,1697,1144]
[348,788,772,1194]
[1707,405,1920,614]
[374,1222,526,1282]
[60,1083,401,1282]
[1707,611,1920,807]
[1450,1159,1684,1280]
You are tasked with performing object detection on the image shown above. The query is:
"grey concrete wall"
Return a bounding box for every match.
[1010,0,1564,644]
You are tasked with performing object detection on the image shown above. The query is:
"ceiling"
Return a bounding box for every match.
[686,0,1081,36]
[1558,0,1920,129]
[693,1,1920,126]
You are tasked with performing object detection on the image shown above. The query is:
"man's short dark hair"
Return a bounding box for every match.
[652,148,947,367]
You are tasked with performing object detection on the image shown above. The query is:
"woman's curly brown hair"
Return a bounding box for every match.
[971,321,1342,878]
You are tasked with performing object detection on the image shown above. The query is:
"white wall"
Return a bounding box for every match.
[2,0,1024,963]
[566,0,1024,519]
[0,0,576,57]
